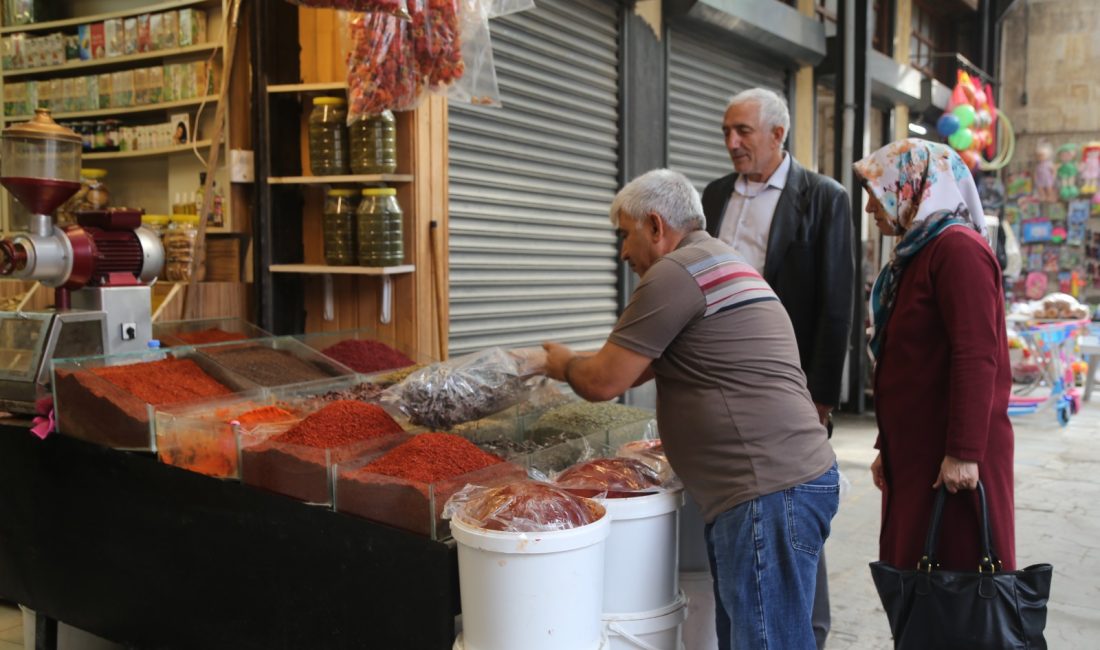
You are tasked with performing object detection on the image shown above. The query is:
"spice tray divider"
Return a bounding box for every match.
[153,316,273,347]
[51,346,264,452]
[153,388,274,479]
[334,455,528,540]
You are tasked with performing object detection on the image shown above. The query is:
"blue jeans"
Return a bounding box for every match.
[704,463,840,650]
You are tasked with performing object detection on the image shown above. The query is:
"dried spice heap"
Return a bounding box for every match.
[235,406,296,429]
[207,346,335,386]
[361,432,504,484]
[92,358,233,406]
[321,339,414,374]
[173,328,248,345]
[274,400,402,448]
[533,401,653,436]
[316,381,386,404]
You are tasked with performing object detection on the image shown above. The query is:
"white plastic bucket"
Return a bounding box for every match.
[601,489,684,614]
[679,571,719,650]
[602,592,688,650]
[450,509,611,650]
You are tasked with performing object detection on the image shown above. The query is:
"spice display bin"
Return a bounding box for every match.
[239,420,412,507]
[198,336,357,388]
[153,389,280,479]
[334,452,528,540]
[153,318,272,347]
[293,327,431,376]
[607,417,660,449]
[52,348,261,452]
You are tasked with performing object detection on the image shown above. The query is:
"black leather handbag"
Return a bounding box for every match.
[869,481,1053,649]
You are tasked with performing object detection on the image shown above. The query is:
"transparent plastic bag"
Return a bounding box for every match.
[443,480,603,532]
[346,10,423,122]
[554,457,663,498]
[445,0,500,106]
[409,0,464,92]
[616,435,676,484]
[381,346,540,429]
[290,0,410,17]
[485,0,534,18]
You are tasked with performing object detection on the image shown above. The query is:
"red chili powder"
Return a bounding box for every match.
[92,358,233,406]
[235,406,296,429]
[362,432,504,484]
[273,400,402,448]
[174,328,249,345]
[321,339,415,374]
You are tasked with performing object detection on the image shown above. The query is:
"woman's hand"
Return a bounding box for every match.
[932,455,979,493]
[871,452,885,491]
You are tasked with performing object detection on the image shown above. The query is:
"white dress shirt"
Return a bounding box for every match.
[716,152,791,274]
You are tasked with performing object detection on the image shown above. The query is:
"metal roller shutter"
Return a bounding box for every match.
[447,0,620,356]
[668,27,789,192]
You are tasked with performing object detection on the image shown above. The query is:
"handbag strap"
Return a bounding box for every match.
[918,479,1001,573]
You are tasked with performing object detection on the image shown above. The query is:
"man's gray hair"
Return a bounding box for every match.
[727,88,790,140]
[609,169,706,232]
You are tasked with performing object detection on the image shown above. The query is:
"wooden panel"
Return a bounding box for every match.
[153,282,249,322]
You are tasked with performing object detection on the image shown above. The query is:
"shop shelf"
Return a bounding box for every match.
[153,388,275,479]
[196,336,356,388]
[265,82,346,94]
[153,317,272,347]
[267,264,415,275]
[3,95,218,122]
[83,139,212,160]
[2,42,221,79]
[0,0,219,34]
[266,174,414,184]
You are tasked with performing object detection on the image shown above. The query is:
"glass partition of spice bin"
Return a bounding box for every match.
[153,317,272,347]
[293,327,431,377]
[334,440,528,540]
[196,336,356,389]
[51,346,263,452]
[517,400,656,475]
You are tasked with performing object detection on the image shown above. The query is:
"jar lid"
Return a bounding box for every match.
[313,96,346,106]
[81,168,108,179]
[3,108,82,144]
[361,188,397,196]
[327,188,357,197]
[170,214,201,224]
[142,214,170,224]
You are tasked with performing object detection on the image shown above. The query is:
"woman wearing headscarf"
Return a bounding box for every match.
[854,139,1015,572]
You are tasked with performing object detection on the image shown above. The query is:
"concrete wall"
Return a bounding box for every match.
[1000,0,1100,171]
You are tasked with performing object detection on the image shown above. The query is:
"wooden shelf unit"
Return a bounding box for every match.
[267,174,414,185]
[83,139,212,160]
[2,43,221,79]
[269,264,415,275]
[5,95,217,122]
[0,0,219,34]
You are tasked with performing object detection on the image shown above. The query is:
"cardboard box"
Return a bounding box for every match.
[104,18,122,58]
[133,67,148,105]
[178,9,193,47]
[123,17,137,55]
[90,22,105,59]
[160,12,178,50]
[148,13,162,51]
[148,66,163,104]
[97,73,112,108]
[137,14,152,53]
[77,24,93,60]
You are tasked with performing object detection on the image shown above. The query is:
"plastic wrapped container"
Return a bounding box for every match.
[322,188,357,266]
[52,347,260,451]
[153,317,271,347]
[349,111,397,174]
[308,96,348,176]
[164,213,199,281]
[198,336,356,388]
[356,187,403,266]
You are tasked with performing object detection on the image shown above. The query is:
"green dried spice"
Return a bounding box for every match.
[531,401,653,436]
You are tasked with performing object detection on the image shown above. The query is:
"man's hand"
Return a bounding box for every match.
[814,402,832,425]
[542,341,575,382]
[932,455,979,493]
[870,452,885,491]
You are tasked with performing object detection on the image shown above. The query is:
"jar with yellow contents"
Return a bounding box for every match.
[323,188,357,266]
[356,187,403,266]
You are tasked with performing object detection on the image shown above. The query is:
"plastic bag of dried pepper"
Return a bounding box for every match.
[288,0,411,18]
[553,457,666,499]
[443,480,604,532]
[408,0,464,93]
[380,346,541,429]
[346,9,424,124]
[616,436,677,484]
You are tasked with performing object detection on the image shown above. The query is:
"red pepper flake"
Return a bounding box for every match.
[274,400,403,448]
[92,358,233,406]
[362,432,504,483]
[235,406,297,429]
[173,328,249,345]
[321,339,414,374]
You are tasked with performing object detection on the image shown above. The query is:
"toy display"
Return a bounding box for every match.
[937,70,1014,172]
[1057,143,1080,201]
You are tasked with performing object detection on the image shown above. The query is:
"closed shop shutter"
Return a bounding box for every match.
[667,26,789,192]
[447,0,620,356]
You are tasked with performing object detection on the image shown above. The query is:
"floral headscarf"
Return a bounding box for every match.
[854,139,988,361]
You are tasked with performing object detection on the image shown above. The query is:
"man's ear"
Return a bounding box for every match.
[773,126,786,148]
[646,212,663,241]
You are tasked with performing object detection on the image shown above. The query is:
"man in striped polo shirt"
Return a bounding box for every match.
[544,168,837,650]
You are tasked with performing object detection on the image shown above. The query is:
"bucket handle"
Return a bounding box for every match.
[606,621,667,650]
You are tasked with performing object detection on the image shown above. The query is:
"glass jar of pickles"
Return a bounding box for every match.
[349,111,397,175]
[164,214,201,281]
[308,97,349,176]
[357,187,403,267]
[323,188,357,266]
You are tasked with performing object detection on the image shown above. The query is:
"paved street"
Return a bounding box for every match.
[826,400,1100,648]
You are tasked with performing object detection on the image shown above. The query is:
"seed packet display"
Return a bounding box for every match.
[137,14,152,52]
[90,22,105,59]
[104,18,123,57]
[123,17,138,55]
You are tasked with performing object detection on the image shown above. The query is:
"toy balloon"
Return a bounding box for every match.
[974,110,992,129]
[959,148,981,170]
[948,128,974,151]
[936,114,960,137]
[952,104,976,128]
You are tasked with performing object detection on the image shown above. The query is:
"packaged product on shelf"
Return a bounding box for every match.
[110,70,133,107]
[64,34,79,61]
[97,72,111,108]
[90,22,105,58]
[133,67,148,105]
[22,35,39,68]
[60,77,74,112]
[137,14,152,52]
[4,0,35,26]
[149,66,163,103]
[118,126,132,151]
[123,17,137,55]
[2,34,22,69]
[46,78,61,111]
[148,13,163,51]
[178,9,194,47]
[49,32,64,65]
[104,18,123,57]
[77,24,92,60]
[161,11,179,50]
[193,9,207,43]
[164,214,200,281]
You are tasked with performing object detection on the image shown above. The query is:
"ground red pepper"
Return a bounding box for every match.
[273,400,403,448]
[362,432,504,483]
[92,358,233,406]
[173,328,248,345]
[235,406,296,429]
[321,339,415,374]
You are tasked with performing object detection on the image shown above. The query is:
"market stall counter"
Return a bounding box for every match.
[0,425,459,650]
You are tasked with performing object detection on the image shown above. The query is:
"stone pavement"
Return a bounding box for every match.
[825,400,1100,649]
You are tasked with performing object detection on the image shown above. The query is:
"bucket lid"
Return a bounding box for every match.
[450,505,611,555]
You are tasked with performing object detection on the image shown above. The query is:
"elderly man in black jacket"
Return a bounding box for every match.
[702,87,854,650]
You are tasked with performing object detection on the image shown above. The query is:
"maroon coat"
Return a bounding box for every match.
[874,227,1015,571]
